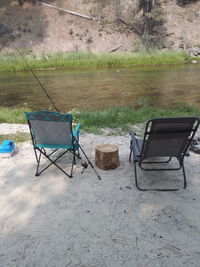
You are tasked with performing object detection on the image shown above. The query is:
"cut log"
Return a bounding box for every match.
[108,43,122,53]
[40,2,96,20]
[95,144,119,170]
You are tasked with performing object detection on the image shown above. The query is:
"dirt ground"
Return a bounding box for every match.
[1,0,200,54]
[0,0,136,54]
[0,124,200,266]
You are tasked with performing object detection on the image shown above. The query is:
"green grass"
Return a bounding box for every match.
[190,57,200,63]
[0,106,28,124]
[71,104,200,133]
[0,104,199,134]
[0,132,30,144]
[0,51,190,72]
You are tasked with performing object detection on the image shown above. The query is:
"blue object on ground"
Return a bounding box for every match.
[0,140,15,153]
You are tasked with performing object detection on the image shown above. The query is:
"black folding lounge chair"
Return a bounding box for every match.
[129,117,200,191]
[25,110,81,177]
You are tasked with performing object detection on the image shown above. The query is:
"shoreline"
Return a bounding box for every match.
[0,123,29,135]
[0,121,199,139]
[3,60,199,72]
[1,105,200,135]
[0,51,193,72]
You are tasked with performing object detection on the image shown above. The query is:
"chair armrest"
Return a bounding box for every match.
[129,131,141,161]
[73,123,81,138]
[129,130,137,138]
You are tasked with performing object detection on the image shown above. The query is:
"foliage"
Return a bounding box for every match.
[1,104,199,135]
[0,51,189,72]
[0,133,30,144]
[17,0,38,6]
[0,106,28,124]
[72,104,200,133]
[132,0,167,49]
[176,0,199,6]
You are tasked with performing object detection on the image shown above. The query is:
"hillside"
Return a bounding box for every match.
[0,0,200,55]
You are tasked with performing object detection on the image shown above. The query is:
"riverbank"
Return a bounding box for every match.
[0,104,200,134]
[0,51,192,72]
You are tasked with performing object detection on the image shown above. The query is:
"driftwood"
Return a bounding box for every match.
[108,43,122,53]
[40,2,96,20]
[118,18,129,26]
[118,17,142,35]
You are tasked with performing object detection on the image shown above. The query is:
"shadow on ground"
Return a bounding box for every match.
[0,137,200,266]
[0,0,48,53]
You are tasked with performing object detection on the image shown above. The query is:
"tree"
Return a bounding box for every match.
[176,0,198,6]
[17,0,39,6]
[132,0,167,49]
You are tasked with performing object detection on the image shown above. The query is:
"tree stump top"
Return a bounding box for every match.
[95,144,119,170]
[95,144,118,153]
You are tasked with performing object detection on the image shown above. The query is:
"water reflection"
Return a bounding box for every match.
[0,64,200,111]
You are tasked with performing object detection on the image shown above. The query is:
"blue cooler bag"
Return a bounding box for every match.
[0,140,15,157]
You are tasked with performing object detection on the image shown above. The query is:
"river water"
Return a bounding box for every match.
[0,64,200,111]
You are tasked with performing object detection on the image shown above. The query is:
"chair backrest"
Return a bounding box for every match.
[140,117,199,160]
[25,111,73,147]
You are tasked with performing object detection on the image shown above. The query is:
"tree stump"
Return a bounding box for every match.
[95,144,119,170]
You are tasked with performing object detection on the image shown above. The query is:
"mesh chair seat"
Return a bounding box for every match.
[35,129,79,150]
[25,110,81,178]
[129,117,200,191]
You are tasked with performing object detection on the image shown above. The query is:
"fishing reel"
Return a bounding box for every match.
[81,161,88,174]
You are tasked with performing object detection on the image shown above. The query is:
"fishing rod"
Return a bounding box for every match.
[73,136,101,180]
[16,48,101,180]
[16,48,59,112]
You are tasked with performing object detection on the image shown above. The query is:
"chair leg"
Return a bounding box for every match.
[70,152,76,178]
[77,147,81,159]
[134,161,147,191]
[69,150,81,160]
[34,148,42,176]
[34,148,73,178]
[182,164,187,189]
[141,157,172,164]
[129,148,132,163]
[165,157,172,163]
[133,161,179,191]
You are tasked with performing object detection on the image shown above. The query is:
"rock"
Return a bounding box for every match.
[187,47,200,57]
[191,145,200,154]
[166,32,174,37]
[195,10,200,17]
[0,24,9,36]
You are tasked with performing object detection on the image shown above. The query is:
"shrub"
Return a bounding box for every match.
[176,0,198,6]
[132,0,167,49]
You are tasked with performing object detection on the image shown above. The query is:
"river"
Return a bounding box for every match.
[0,64,200,111]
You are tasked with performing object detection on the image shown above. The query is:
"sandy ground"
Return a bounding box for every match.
[0,124,200,266]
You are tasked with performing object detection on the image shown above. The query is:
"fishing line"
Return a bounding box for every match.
[16,48,102,180]
[16,48,59,112]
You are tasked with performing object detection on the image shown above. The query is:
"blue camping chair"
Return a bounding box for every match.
[25,110,81,177]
